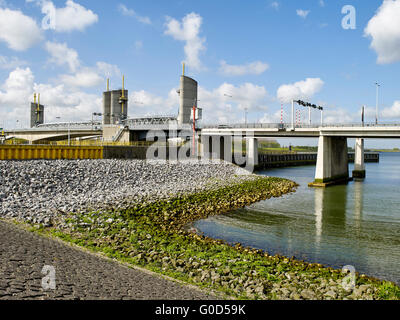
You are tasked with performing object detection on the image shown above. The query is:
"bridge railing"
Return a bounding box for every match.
[202,122,400,129]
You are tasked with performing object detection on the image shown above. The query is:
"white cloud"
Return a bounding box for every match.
[118,4,151,24]
[30,0,98,32]
[129,89,179,117]
[381,101,400,119]
[277,78,324,103]
[128,82,270,123]
[323,108,354,124]
[219,60,269,76]
[0,8,42,51]
[45,41,80,72]
[96,62,121,78]
[0,68,34,106]
[0,56,28,69]
[260,110,284,123]
[319,0,325,7]
[164,12,206,71]
[296,9,310,19]
[0,67,102,127]
[59,69,103,88]
[364,0,400,64]
[270,2,279,10]
[198,83,269,123]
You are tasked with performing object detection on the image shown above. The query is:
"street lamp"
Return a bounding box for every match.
[375,82,380,125]
[224,94,248,125]
[192,98,200,156]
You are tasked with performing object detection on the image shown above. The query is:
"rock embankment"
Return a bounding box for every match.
[0,159,253,225]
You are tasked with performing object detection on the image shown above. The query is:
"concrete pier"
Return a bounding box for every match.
[246,138,259,167]
[309,136,352,187]
[353,138,366,179]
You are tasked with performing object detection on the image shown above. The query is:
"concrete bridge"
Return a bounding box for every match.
[5,123,102,144]
[5,121,400,187]
[200,123,400,187]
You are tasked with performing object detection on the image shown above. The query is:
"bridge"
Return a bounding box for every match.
[4,122,102,143]
[200,122,400,187]
[4,121,400,187]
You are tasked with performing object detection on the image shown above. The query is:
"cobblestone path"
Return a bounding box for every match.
[0,220,216,300]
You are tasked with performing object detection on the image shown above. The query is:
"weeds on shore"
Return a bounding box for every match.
[31,176,400,300]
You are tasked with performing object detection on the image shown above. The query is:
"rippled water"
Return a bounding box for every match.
[195,153,400,284]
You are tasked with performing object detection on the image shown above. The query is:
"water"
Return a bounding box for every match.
[195,153,400,284]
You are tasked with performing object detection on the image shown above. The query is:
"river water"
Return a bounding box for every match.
[194,152,400,284]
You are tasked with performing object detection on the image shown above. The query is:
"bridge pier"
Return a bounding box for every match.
[352,138,366,179]
[309,136,352,187]
[246,138,259,167]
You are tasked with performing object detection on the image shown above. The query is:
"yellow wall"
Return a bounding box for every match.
[0,145,103,160]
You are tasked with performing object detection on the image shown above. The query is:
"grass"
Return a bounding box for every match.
[20,175,400,300]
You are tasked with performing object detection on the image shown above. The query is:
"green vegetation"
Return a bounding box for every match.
[28,176,400,300]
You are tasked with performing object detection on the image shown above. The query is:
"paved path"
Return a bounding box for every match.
[0,220,216,300]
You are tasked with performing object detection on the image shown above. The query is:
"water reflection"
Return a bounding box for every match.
[195,155,400,283]
[353,181,364,234]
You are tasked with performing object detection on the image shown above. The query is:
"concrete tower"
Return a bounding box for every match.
[103,77,128,125]
[30,93,44,128]
[103,79,112,125]
[177,63,198,125]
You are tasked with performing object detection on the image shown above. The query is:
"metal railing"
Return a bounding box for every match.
[202,122,400,130]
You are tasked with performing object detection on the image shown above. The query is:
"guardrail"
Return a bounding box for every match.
[202,122,400,129]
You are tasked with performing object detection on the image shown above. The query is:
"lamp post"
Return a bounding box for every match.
[375,82,380,125]
[192,98,200,156]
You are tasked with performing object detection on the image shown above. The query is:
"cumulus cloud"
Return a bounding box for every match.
[44,41,119,88]
[219,60,269,76]
[198,83,269,123]
[129,82,270,123]
[29,0,98,32]
[296,9,310,19]
[323,108,354,124]
[0,8,42,51]
[277,78,324,104]
[129,89,179,117]
[118,4,151,24]
[0,68,34,106]
[96,62,121,78]
[364,0,400,64]
[34,82,102,122]
[0,67,102,127]
[45,41,80,72]
[381,101,400,119]
[59,69,104,88]
[164,12,206,71]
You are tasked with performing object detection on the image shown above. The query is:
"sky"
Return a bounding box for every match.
[1,0,400,147]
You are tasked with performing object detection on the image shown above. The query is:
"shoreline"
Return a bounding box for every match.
[1,159,399,300]
[27,180,400,299]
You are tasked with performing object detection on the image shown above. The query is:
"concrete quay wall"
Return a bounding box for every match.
[255,152,379,169]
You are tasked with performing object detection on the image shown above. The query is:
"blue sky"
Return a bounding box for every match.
[1,0,400,147]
